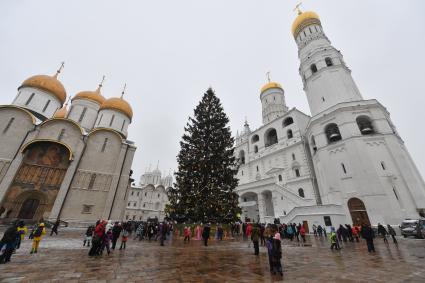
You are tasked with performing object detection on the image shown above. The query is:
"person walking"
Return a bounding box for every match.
[312,224,317,237]
[50,219,60,236]
[251,224,260,256]
[16,221,27,250]
[111,222,122,249]
[387,225,398,244]
[330,227,340,251]
[159,222,168,246]
[299,226,306,243]
[377,223,388,244]
[0,222,18,264]
[135,223,144,241]
[30,222,46,254]
[183,226,191,243]
[119,229,129,250]
[83,225,94,247]
[202,223,211,246]
[361,224,375,253]
[101,229,112,255]
[352,225,360,242]
[89,220,106,256]
[217,224,224,241]
[317,225,323,237]
[246,223,253,247]
[271,232,283,276]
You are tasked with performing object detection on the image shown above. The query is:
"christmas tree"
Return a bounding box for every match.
[167,88,241,223]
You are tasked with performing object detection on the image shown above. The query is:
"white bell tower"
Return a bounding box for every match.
[293,9,362,116]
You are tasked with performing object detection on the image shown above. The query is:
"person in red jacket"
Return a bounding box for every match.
[299,226,306,243]
[246,223,253,247]
[89,220,106,256]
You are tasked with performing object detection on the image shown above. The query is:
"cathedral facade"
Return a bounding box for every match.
[125,167,172,221]
[235,9,425,228]
[0,69,136,225]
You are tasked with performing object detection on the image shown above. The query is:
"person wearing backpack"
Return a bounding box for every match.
[30,222,46,254]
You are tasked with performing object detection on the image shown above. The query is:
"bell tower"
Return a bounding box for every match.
[260,74,288,124]
[292,8,362,116]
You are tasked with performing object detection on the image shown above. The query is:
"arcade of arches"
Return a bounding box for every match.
[240,190,275,222]
[0,141,71,221]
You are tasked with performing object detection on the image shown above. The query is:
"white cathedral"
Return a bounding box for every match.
[0,67,136,225]
[235,9,425,229]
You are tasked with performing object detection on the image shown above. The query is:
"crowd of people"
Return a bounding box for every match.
[0,218,58,264]
[0,216,402,278]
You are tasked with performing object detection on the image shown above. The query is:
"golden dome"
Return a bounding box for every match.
[291,11,320,37]
[261,82,283,93]
[19,74,67,104]
[100,97,133,120]
[53,104,68,118]
[73,88,106,105]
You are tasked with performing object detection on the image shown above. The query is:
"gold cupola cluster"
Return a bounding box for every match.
[19,67,133,121]
[291,10,321,38]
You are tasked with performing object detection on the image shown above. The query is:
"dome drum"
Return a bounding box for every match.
[292,11,321,38]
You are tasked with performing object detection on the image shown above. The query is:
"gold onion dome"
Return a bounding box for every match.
[73,76,106,105]
[19,73,67,104]
[53,103,68,118]
[100,97,133,120]
[261,82,283,93]
[291,11,320,37]
[73,87,106,105]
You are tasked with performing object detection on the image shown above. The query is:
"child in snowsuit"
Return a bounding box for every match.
[30,223,46,254]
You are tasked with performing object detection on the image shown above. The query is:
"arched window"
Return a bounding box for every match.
[311,135,317,153]
[356,116,374,135]
[295,169,300,177]
[287,129,293,139]
[325,57,333,67]
[254,145,258,153]
[278,175,282,182]
[325,123,342,143]
[251,134,259,143]
[264,128,278,147]
[298,188,305,198]
[283,117,294,127]
[311,64,318,73]
[239,150,245,164]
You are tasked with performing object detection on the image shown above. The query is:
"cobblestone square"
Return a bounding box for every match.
[1,229,425,282]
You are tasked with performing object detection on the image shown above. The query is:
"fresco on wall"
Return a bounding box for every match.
[0,141,71,220]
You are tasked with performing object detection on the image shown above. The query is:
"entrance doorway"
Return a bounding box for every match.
[18,198,40,219]
[348,198,371,226]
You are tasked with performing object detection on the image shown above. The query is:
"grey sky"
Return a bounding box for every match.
[1,0,424,182]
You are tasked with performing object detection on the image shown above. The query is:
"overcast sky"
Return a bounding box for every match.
[1,0,424,182]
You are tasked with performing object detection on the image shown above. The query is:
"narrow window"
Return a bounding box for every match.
[101,138,108,152]
[295,169,300,177]
[241,170,244,176]
[381,161,386,170]
[341,163,347,174]
[121,120,126,131]
[143,203,146,207]
[393,187,399,200]
[78,107,87,122]
[131,191,134,196]
[26,93,35,105]
[88,174,96,190]
[322,97,325,102]
[137,192,140,196]
[298,188,305,198]
[303,31,306,37]
[311,64,318,73]
[278,175,282,182]
[158,194,160,198]
[145,192,147,196]
[97,114,103,125]
[254,145,258,153]
[273,96,276,101]
[287,129,293,139]
[42,100,51,112]
[292,153,296,161]
[133,203,136,207]
[315,26,318,32]
[256,166,259,172]
[309,27,312,33]
[3,117,15,134]
[325,57,333,67]
[58,129,65,141]
[109,114,115,126]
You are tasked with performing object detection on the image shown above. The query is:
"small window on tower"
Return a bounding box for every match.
[303,31,307,37]
[341,163,347,174]
[278,175,282,182]
[311,64,318,73]
[295,169,300,177]
[256,166,259,172]
[79,107,87,123]
[309,27,312,33]
[25,93,35,106]
[381,161,386,170]
[325,57,333,67]
[315,26,318,32]
[254,145,258,153]
[322,97,325,102]
[292,153,296,161]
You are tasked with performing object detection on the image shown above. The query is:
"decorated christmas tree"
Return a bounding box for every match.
[167,88,241,223]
